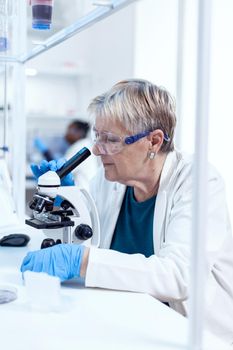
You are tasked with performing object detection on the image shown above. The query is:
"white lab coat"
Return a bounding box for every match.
[86,150,233,344]
[65,138,99,191]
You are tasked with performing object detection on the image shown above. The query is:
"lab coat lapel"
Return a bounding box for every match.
[153,190,167,255]
[102,182,126,248]
[153,151,182,255]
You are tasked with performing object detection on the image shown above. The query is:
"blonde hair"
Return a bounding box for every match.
[88,79,176,152]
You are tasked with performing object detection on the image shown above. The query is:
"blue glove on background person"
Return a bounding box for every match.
[20,244,85,282]
[33,137,54,161]
[31,158,75,186]
[34,137,48,153]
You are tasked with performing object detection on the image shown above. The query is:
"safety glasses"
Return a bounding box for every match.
[91,127,170,155]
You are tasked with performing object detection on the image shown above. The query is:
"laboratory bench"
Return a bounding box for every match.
[0,227,231,350]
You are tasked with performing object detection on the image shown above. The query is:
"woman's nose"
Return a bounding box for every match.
[92,143,106,156]
[92,143,100,156]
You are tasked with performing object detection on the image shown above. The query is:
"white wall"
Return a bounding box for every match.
[134,0,178,95]
[134,0,233,223]
[26,76,79,117]
[178,0,233,222]
[208,0,233,219]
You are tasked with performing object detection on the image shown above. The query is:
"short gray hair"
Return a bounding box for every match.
[88,79,176,152]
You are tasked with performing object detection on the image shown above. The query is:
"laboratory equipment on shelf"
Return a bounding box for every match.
[26,147,100,248]
[30,0,54,30]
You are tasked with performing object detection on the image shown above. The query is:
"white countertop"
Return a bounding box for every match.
[0,226,231,350]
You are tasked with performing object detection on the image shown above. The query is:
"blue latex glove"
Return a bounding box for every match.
[30,158,75,186]
[34,137,48,153]
[20,244,85,282]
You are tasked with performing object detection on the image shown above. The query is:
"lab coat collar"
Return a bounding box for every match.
[158,150,183,192]
[153,150,184,254]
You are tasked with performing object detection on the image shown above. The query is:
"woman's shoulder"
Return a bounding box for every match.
[162,150,224,192]
[176,150,223,180]
[169,150,224,189]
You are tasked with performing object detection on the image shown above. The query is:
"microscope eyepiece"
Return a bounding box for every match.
[56,147,91,180]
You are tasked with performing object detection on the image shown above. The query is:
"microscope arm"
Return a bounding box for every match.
[56,186,100,247]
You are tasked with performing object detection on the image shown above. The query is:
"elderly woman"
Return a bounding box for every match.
[21,79,233,344]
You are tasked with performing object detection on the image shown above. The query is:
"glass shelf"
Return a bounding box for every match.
[0,0,137,63]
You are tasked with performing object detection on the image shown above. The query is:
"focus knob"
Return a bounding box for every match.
[74,224,93,241]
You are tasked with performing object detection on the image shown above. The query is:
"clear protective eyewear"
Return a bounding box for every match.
[91,127,170,155]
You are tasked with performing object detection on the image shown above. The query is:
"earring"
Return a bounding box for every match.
[148,151,156,160]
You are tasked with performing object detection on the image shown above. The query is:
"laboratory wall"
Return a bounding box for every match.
[134,0,178,95]
[180,0,233,224]
[134,0,233,226]
[208,1,233,223]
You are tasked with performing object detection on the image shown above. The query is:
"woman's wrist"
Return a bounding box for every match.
[80,247,90,278]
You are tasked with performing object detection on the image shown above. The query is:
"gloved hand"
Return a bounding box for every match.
[30,158,75,186]
[20,244,85,282]
[34,137,48,153]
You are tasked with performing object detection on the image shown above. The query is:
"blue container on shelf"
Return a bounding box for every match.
[0,37,8,52]
[31,0,53,30]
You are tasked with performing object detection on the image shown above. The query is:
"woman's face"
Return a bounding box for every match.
[92,117,159,185]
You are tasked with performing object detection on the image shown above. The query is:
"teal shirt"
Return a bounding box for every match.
[110,186,156,257]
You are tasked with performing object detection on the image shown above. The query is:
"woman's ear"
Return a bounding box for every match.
[148,129,164,153]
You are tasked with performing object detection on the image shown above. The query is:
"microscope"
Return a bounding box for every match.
[26,147,100,249]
